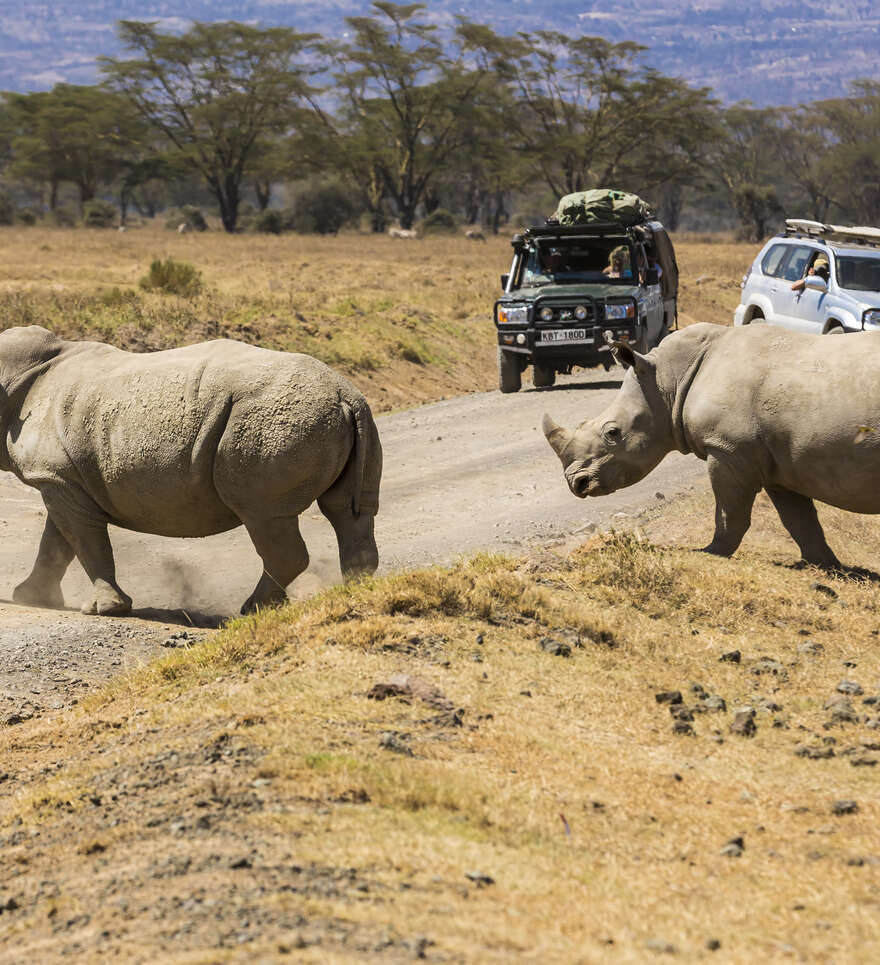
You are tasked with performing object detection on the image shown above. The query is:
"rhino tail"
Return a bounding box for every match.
[341,394,382,518]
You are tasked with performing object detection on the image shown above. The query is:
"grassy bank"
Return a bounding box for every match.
[1,492,878,962]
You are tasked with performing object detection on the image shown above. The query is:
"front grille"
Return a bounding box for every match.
[535,303,596,324]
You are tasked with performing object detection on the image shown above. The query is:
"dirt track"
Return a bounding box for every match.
[0,369,706,717]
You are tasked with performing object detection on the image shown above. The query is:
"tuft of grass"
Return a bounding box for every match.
[139,256,203,297]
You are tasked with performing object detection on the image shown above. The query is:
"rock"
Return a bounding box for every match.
[690,683,708,699]
[655,491,665,500]
[379,732,414,757]
[831,800,859,816]
[810,582,838,598]
[824,697,858,724]
[863,695,880,706]
[719,650,741,664]
[706,938,721,951]
[644,938,677,954]
[672,720,696,737]
[849,754,879,767]
[538,637,571,657]
[367,675,454,712]
[700,695,727,713]
[751,657,785,676]
[720,836,744,857]
[730,710,757,737]
[756,697,783,713]
[837,680,864,696]
[655,690,683,705]
[670,705,694,722]
[229,856,252,869]
[795,743,835,759]
[464,871,494,887]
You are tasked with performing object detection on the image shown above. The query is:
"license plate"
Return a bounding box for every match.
[540,329,592,343]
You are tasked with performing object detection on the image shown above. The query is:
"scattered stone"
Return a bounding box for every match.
[795,743,835,759]
[831,800,859,816]
[0,897,19,913]
[672,720,696,737]
[849,754,879,767]
[464,871,494,887]
[810,582,838,599]
[378,732,414,757]
[706,938,721,951]
[719,650,741,664]
[644,938,677,954]
[798,641,824,656]
[824,697,858,724]
[655,491,665,500]
[229,856,252,870]
[837,680,864,696]
[538,637,571,657]
[475,633,484,646]
[655,690,683,705]
[863,696,880,706]
[669,705,694,722]
[730,710,757,737]
[700,695,727,713]
[751,657,785,676]
[367,675,454,712]
[756,697,783,713]
[720,836,744,857]
[690,683,708,699]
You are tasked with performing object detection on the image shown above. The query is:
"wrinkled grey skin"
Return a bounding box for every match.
[543,322,880,568]
[0,326,382,616]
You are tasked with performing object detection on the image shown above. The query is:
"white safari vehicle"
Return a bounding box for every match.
[734,219,880,334]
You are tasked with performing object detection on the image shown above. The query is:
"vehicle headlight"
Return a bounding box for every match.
[539,306,555,322]
[497,304,528,325]
[864,309,880,328]
[574,304,588,321]
[605,303,635,320]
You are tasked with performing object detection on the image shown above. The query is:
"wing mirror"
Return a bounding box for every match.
[500,273,509,290]
[805,274,828,292]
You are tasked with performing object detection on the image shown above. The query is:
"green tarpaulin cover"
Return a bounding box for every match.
[553,189,653,226]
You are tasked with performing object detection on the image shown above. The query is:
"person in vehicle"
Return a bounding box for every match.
[603,246,632,279]
[637,248,662,284]
[791,253,830,292]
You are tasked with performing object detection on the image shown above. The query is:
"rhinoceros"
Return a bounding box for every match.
[0,326,382,615]
[543,322,880,568]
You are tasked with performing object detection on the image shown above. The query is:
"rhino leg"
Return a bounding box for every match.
[239,515,310,614]
[765,486,841,569]
[13,516,74,609]
[40,489,132,616]
[317,491,379,579]
[703,455,757,557]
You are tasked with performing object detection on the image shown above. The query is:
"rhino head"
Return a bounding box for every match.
[543,338,675,498]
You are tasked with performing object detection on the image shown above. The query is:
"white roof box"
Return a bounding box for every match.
[785,219,880,245]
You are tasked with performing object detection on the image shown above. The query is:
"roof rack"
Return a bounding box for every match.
[522,222,639,241]
[784,219,880,247]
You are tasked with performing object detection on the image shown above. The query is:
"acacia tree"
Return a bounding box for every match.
[313,2,502,230]
[101,20,316,232]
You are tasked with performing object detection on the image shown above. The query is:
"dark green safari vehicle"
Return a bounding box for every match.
[494,218,679,392]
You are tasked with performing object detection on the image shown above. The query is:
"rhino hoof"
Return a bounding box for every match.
[13,579,65,610]
[82,580,132,617]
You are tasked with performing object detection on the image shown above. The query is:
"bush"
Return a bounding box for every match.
[16,208,38,226]
[83,199,118,228]
[253,208,286,234]
[51,205,78,227]
[165,205,208,232]
[287,182,361,234]
[0,190,13,226]
[420,208,458,234]
[139,257,203,298]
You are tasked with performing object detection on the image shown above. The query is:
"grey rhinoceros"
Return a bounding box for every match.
[0,326,382,615]
[543,322,880,568]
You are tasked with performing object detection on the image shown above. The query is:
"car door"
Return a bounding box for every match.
[772,245,820,332]
[749,243,789,323]
[788,253,833,331]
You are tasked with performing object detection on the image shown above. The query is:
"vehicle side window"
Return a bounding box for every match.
[782,246,814,282]
[761,245,789,277]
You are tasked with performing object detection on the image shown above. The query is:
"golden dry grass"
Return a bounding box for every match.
[0,223,754,412]
[1,503,879,962]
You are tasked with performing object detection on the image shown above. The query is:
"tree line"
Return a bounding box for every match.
[0,2,877,238]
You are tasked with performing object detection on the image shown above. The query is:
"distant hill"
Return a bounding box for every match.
[1,0,876,105]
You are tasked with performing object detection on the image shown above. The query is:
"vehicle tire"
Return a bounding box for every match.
[825,323,845,335]
[532,363,556,388]
[498,348,522,393]
[747,308,765,323]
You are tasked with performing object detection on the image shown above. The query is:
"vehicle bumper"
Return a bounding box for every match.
[497,321,641,361]
[733,304,747,327]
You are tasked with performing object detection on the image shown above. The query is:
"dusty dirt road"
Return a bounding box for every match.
[0,369,706,718]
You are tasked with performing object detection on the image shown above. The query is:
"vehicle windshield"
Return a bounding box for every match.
[836,254,880,292]
[520,240,635,287]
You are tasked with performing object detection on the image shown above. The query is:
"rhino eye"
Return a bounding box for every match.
[602,424,622,444]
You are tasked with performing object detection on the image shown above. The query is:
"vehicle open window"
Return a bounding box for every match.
[761,244,789,277]
[782,246,814,282]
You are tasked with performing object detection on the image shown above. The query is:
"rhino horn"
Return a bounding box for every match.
[542,413,572,457]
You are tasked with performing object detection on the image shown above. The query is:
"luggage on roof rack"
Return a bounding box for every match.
[551,188,653,227]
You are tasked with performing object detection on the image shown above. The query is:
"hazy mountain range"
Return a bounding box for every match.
[1,1,876,105]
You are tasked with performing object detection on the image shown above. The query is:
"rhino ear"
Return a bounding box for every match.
[542,413,572,458]
[603,331,654,379]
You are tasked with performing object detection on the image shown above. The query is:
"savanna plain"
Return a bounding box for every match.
[0,225,878,964]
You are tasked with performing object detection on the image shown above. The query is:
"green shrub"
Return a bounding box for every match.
[16,208,38,226]
[139,257,203,298]
[83,200,118,228]
[51,205,78,227]
[287,182,361,234]
[0,190,13,226]
[164,205,208,232]
[420,208,457,234]
[253,209,285,234]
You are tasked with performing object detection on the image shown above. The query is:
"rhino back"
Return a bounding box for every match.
[684,327,880,513]
[10,339,357,536]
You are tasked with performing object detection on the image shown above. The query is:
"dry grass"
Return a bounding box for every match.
[0,223,754,412]
[1,501,879,962]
